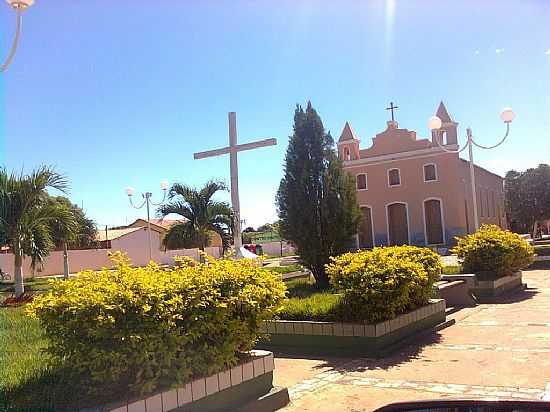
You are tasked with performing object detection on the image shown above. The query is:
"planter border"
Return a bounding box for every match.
[471,271,524,299]
[262,299,445,338]
[97,350,276,412]
[258,299,446,356]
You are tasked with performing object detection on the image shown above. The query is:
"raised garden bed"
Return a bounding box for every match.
[471,271,524,300]
[258,299,448,357]
[441,272,525,302]
[85,350,288,412]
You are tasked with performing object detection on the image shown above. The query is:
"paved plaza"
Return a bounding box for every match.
[274,269,550,411]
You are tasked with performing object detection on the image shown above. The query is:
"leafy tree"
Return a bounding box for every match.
[505,164,550,235]
[257,223,275,233]
[49,196,95,279]
[276,102,361,286]
[49,196,97,249]
[243,226,256,233]
[0,166,77,296]
[157,180,232,252]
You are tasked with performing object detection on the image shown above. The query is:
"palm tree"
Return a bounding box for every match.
[49,198,79,280]
[0,166,76,297]
[157,180,232,253]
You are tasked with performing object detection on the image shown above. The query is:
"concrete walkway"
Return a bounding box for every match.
[274,269,550,411]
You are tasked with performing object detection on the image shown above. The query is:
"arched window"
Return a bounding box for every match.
[388,168,401,187]
[344,147,351,161]
[423,164,437,182]
[356,173,367,191]
[424,198,444,245]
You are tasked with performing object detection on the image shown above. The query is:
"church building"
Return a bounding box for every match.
[338,102,506,249]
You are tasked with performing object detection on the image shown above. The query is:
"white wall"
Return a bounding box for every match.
[260,241,296,257]
[0,230,222,279]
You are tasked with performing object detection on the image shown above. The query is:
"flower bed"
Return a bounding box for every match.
[23,253,288,411]
[259,299,447,356]
[91,350,288,412]
[259,246,451,356]
[451,225,533,300]
[471,271,524,300]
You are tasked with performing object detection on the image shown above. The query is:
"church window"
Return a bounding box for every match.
[356,173,367,191]
[388,168,401,186]
[423,164,437,182]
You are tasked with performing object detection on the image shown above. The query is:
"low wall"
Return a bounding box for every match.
[472,271,524,299]
[92,350,285,412]
[0,246,222,279]
[258,299,447,357]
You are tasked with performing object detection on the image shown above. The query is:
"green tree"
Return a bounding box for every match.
[157,180,232,252]
[276,102,361,286]
[505,164,550,235]
[50,196,97,249]
[0,166,76,296]
[49,196,95,279]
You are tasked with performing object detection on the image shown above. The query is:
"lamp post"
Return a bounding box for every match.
[428,108,515,231]
[125,180,169,261]
[1,0,34,73]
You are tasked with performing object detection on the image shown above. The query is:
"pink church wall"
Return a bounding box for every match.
[339,114,505,248]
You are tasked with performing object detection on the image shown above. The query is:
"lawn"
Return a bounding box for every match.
[0,277,54,297]
[279,278,343,321]
[0,307,98,412]
[267,263,304,275]
[442,265,462,275]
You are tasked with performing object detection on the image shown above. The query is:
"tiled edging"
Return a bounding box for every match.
[473,272,523,299]
[258,299,446,356]
[262,299,445,338]
[96,350,275,412]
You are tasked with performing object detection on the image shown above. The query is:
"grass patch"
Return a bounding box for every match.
[0,277,54,295]
[267,264,303,275]
[0,307,105,412]
[442,265,462,275]
[279,278,342,321]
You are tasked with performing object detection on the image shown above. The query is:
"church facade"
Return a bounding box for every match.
[338,102,505,250]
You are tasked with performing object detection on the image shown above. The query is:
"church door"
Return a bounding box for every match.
[387,203,409,245]
[424,199,444,245]
[358,206,374,249]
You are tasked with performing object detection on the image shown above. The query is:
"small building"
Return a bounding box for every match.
[338,102,505,249]
[126,218,224,248]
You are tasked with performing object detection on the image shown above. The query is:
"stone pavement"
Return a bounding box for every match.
[274,269,550,411]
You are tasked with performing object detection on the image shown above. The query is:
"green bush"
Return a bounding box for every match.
[26,253,287,397]
[451,225,535,279]
[326,246,441,323]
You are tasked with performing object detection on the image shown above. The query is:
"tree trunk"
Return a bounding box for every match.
[14,249,24,298]
[63,241,70,280]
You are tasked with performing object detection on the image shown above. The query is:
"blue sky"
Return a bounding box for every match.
[1,0,549,228]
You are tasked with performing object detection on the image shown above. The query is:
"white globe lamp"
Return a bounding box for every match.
[428,116,442,130]
[500,107,515,123]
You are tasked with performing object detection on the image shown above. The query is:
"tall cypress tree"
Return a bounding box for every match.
[276,102,361,286]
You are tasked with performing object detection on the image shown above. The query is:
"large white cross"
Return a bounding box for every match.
[194,112,277,252]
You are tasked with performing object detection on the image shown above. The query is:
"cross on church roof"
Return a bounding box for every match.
[386,101,399,122]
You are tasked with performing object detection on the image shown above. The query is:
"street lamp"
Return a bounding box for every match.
[125,180,169,261]
[1,0,34,73]
[428,108,515,231]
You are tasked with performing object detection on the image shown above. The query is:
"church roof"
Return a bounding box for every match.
[339,121,360,143]
[436,101,453,122]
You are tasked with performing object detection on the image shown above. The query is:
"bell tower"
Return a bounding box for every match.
[338,121,360,161]
[432,101,458,146]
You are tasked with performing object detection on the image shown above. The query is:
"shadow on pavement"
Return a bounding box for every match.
[273,330,444,373]
[479,288,539,304]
